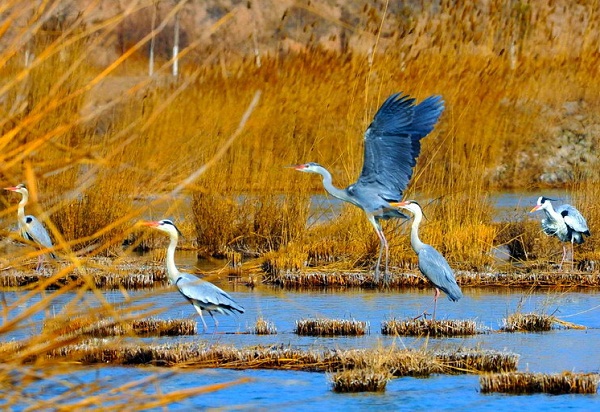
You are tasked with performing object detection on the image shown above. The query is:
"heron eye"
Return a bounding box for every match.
[26,217,33,224]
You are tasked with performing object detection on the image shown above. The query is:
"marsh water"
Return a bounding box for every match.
[2,189,599,409]
[3,285,600,409]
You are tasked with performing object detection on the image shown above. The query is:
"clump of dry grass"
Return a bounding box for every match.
[434,348,519,374]
[381,318,481,337]
[330,369,391,393]
[43,317,197,338]
[251,317,277,335]
[501,312,555,332]
[480,372,600,394]
[295,318,368,336]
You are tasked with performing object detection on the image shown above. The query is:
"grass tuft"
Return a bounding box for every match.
[381,318,481,337]
[295,318,368,336]
[480,372,600,394]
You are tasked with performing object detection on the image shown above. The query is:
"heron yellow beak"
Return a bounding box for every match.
[141,221,160,227]
[530,205,541,213]
[4,186,17,191]
[389,201,408,208]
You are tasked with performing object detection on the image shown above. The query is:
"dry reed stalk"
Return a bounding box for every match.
[501,313,555,332]
[480,372,600,394]
[434,349,519,374]
[251,317,277,335]
[381,318,480,337]
[295,318,368,336]
[330,369,391,393]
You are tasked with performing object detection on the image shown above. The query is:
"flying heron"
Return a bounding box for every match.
[142,219,245,332]
[530,196,590,269]
[391,200,462,319]
[293,92,444,284]
[4,183,56,271]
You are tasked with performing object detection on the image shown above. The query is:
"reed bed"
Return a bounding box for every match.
[381,319,481,337]
[251,318,278,335]
[480,372,600,395]
[295,318,368,336]
[43,317,197,338]
[9,342,517,375]
[501,313,556,332]
[330,369,391,393]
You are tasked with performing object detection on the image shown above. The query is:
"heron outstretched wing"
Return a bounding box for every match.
[175,273,244,314]
[23,215,56,258]
[354,93,445,200]
[418,245,462,301]
[556,204,590,234]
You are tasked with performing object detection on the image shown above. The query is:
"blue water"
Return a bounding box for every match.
[2,285,599,409]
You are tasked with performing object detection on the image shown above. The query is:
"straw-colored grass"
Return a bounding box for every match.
[251,317,277,335]
[295,318,369,336]
[382,318,481,337]
[43,317,197,337]
[480,372,600,395]
[330,369,391,393]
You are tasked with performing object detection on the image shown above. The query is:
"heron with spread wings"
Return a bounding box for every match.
[4,183,56,271]
[293,92,445,284]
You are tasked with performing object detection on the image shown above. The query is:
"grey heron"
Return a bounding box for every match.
[142,219,245,332]
[4,183,56,270]
[293,92,444,284]
[530,196,590,269]
[391,200,462,319]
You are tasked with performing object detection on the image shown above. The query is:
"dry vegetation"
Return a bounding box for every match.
[2,0,600,407]
[480,372,600,394]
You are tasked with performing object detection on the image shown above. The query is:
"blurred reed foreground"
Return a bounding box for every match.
[1,0,600,407]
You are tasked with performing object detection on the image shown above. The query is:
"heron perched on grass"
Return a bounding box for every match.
[142,219,245,332]
[391,200,462,319]
[292,92,445,284]
[4,183,55,271]
[530,196,590,269]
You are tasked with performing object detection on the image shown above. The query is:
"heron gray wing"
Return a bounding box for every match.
[418,245,462,301]
[556,205,590,233]
[353,93,445,201]
[175,273,244,314]
[23,215,56,258]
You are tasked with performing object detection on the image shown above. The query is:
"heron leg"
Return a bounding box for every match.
[35,254,44,272]
[369,216,388,285]
[192,304,209,333]
[209,311,219,334]
[432,288,440,321]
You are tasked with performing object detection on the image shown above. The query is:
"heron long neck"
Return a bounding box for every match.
[409,208,426,254]
[317,167,354,204]
[165,233,180,283]
[543,202,564,225]
[17,191,28,226]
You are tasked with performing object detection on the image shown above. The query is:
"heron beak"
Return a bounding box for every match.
[530,205,541,213]
[141,221,160,227]
[389,201,408,208]
[286,164,305,170]
[4,186,17,191]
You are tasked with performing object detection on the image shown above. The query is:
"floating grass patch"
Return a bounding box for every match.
[295,318,368,336]
[43,317,197,338]
[501,313,555,332]
[381,318,480,337]
[434,349,520,374]
[11,342,518,376]
[251,318,277,335]
[480,372,600,394]
[330,369,391,393]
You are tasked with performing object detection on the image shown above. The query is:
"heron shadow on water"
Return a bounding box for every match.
[4,183,57,271]
[530,196,590,271]
[291,92,445,285]
[141,219,245,334]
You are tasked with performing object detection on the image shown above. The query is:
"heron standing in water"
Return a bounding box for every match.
[391,200,462,319]
[142,219,245,332]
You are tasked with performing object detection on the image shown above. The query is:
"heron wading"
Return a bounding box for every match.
[142,219,244,332]
[293,92,444,284]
